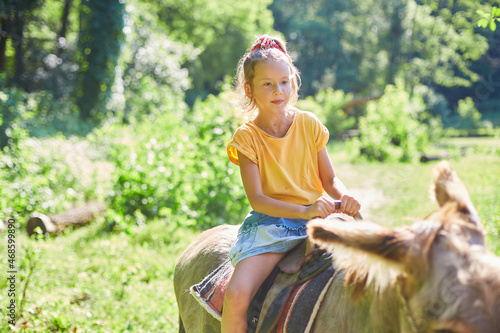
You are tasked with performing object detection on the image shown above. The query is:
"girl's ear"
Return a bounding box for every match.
[244,83,252,99]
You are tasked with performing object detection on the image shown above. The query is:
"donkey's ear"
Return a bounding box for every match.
[431,161,480,226]
[307,218,413,263]
[307,218,415,292]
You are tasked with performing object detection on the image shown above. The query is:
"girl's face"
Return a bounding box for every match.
[245,61,293,115]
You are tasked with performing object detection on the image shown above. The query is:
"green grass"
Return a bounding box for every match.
[1,138,499,332]
[0,220,199,332]
[330,141,500,251]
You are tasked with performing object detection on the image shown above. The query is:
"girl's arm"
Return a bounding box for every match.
[238,151,335,219]
[317,146,361,216]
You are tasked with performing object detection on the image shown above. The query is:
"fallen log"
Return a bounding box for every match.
[420,152,452,163]
[27,200,107,236]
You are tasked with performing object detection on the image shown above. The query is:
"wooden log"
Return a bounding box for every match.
[27,200,106,236]
[420,152,452,163]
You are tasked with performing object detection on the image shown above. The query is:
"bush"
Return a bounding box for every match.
[1,92,249,232]
[0,74,32,149]
[0,135,108,221]
[187,94,249,227]
[97,93,249,232]
[413,84,452,124]
[357,84,440,162]
[295,88,356,139]
[455,97,492,131]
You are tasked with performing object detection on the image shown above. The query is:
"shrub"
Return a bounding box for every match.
[0,135,108,221]
[358,84,439,162]
[97,94,249,231]
[455,97,492,131]
[296,88,356,139]
[0,74,32,149]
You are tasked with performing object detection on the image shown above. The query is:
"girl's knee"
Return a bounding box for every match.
[225,282,252,306]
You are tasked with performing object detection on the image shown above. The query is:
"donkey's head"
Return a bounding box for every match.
[308,161,500,333]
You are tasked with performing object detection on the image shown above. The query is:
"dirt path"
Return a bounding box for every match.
[347,186,386,220]
[333,163,387,221]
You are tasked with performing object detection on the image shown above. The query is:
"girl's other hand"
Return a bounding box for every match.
[340,194,361,217]
[305,197,336,219]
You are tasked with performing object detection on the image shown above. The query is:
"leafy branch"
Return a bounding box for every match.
[477,6,500,31]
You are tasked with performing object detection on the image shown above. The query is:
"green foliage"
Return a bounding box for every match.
[187,94,249,226]
[270,0,366,95]
[110,0,198,123]
[271,0,493,100]
[0,74,30,149]
[0,135,109,220]
[408,1,489,88]
[446,97,492,132]
[146,0,275,102]
[97,93,248,232]
[296,88,356,138]
[477,6,500,31]
[413,84,452,123]
[358,84,440,162]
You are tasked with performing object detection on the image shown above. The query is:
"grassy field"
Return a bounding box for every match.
[1,137,499,332]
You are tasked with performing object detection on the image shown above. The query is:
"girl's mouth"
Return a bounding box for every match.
[271,100,283,105]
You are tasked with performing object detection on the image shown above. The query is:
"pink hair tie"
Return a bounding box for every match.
[250,35,285,54]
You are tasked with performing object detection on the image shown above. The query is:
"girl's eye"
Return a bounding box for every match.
[263,82,272,87]
[282,80,289,85]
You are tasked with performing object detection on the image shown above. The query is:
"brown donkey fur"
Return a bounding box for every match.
[175,161,500,332]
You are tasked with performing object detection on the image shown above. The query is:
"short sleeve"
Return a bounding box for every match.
[305,112,329,151]
[227,127,258,166]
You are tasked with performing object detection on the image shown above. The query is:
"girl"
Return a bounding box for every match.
[223,34,360,332]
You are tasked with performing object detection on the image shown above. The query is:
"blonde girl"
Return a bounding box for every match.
[223,34,360,332]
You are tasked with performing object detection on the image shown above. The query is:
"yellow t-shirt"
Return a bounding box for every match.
[227,110,329,205]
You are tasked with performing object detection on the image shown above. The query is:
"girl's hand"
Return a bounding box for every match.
[305,197,337,219]
[339,194,361,217]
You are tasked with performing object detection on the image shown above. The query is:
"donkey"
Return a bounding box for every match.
[174,161,500,332]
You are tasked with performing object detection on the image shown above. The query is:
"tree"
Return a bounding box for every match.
[273,0,492,93]
[75,0,124,122]
[144,0,275,103]
[109,0,198,123]
[0,0,41,86]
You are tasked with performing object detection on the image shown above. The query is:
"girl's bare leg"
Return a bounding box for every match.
[221,252,286,333]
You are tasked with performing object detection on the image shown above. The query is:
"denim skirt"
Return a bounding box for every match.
[229,210,309,267]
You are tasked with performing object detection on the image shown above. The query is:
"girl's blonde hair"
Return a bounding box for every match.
[232,34,301,115]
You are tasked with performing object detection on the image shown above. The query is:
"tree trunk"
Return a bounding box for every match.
[26,200,107,236]
[385,3,405,86]
[60,0,72,39]
[12,9,25,87]
[57,0,72,55]
[0,17,11,72]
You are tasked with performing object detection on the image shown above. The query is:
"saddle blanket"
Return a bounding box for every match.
[190,242,336,332]
[190,259,234,320]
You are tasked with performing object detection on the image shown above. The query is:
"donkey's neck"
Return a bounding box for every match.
[312,271,414,333]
